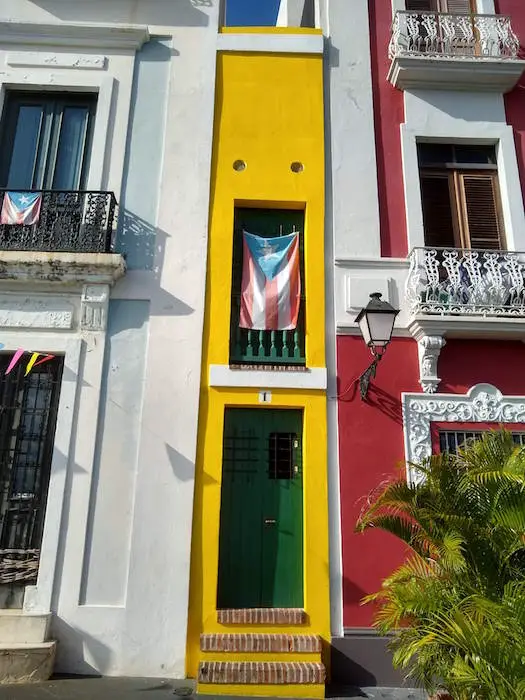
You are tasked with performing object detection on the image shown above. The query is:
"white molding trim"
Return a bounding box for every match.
[0,251,126,287]
[6,53,107,70]
[400,123,525,253]
[209,365,327,390]
[335,257,409,270]
[417,335,446,394]
[81,284,110,331]
[408,315,525,341]
[217,32,324,54]
[402,383,525,483]
[3,336,83,614]
[0,21,149,51]
[389,57,525,93]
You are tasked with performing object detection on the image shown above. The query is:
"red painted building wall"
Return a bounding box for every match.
[370,0,406,258]
[339,0,525,629]
[500,0,525,209]
[337,336,419,627]
[338,336,525,627]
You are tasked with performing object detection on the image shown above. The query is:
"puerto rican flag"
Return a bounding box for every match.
[0,192,42,226]
[240,231,301,331]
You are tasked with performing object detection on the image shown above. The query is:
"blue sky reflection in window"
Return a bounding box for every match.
[225,0,281,26]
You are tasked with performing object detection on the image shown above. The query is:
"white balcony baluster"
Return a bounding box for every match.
[406,248,525,318]
[389,11,520,60]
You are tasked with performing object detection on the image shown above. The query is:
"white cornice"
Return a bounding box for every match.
[334,256,409,270]
[0,21,149,51]
[388,55,525,93]
[217,32,323,54]
[408,315,525,341]
[0,252,126,287]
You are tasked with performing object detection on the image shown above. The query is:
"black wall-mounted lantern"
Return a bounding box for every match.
[354,292,399,400]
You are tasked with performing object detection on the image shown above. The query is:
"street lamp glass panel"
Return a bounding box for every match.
[366,311,397,347]
[355,293,399,350]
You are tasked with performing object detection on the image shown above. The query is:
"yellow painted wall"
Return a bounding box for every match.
[187,49,328,679]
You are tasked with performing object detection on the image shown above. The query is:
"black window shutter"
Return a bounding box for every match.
[420,173,457,248]
[406,0,437,9]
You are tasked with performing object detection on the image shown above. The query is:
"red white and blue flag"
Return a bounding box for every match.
[0,192,42,226]
[240,231,301,331]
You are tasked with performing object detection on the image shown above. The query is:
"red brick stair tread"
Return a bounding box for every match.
[201,633,321,653]
[217,608,307,624]
[198,661,325,685]
[200,633,321,653]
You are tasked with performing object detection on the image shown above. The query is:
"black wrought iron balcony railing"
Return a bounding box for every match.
[229,293,306,366]
[0,190,117,253]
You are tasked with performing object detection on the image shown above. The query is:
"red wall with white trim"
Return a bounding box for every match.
[338,336,525,626]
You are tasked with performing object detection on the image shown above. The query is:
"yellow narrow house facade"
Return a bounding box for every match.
[187,26,329,698]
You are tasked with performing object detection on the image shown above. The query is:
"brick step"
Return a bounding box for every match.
[198,661,326,685]
[201,633,322,653]
[217,608,307,625]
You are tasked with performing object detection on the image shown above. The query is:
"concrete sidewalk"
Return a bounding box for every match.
[0,678,428,700]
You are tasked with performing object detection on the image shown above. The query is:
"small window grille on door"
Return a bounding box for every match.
[268,432,301,479]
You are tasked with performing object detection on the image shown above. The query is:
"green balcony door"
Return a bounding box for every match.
[217,408,304,609]
[0,92,96,190]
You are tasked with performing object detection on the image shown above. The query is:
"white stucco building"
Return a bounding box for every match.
[0,0,218,680]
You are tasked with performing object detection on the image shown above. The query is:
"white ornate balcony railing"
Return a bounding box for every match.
[406,248,525,318]
[389,11,520,60]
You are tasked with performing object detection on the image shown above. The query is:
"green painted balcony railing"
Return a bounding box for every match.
[229,294,306,366]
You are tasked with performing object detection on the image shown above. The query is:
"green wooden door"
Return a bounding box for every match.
[217,408,304,609]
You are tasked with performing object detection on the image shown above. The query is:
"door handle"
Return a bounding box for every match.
[264,518,276,525]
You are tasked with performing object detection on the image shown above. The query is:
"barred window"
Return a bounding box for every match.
[439,430,525,454]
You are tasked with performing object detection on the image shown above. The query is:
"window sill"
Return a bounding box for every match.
[209,365,327,390]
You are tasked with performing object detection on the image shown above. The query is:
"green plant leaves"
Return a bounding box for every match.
[357,429,525,699]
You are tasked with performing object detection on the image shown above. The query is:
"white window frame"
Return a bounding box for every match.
[401,125,525,252]
[0,335,82,614]
[402,383,525,483]
[0,73,114,192]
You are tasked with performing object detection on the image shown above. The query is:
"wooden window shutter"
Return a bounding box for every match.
[420,173,457,248]
[443,0,474,13]
[459,173,505,249]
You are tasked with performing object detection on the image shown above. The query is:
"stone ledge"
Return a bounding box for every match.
[217,608,307,625]
[388,55,525,93]
[198,661,326,685]
[0,641,56,684]
[0,20,149,51]
[201,633,322,653]
[0,611,50,644]
[0,252,125,287]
